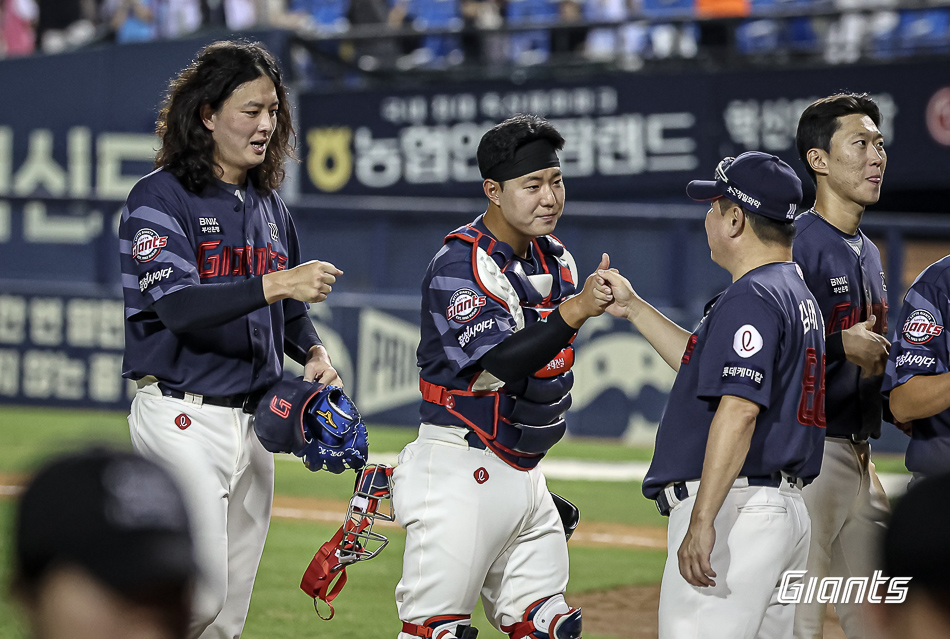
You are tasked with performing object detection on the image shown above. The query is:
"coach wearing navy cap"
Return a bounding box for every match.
[601,151,826,638]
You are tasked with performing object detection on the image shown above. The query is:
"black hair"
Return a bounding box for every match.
[721,198,796,247]
[476,114,565,189]
[155,40,295,195]
[795,93,882,185]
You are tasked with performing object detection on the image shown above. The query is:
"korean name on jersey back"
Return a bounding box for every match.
[132,228,169,263]
[139,267,173,292]
[902,310,944,344]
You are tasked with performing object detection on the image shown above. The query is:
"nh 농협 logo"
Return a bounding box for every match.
[778,571,910,604]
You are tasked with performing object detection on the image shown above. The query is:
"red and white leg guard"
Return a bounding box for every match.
[400,615,478,639]
[501,594,582,639]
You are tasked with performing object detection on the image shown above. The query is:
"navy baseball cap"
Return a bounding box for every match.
[14,448,196,593]
[686,151,803,222]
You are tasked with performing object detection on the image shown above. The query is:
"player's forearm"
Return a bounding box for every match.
[890,373,950,422]
[690,396,759,526]
[480,308,576,382]
[558,294,600,329]
[153,279,267,333]
[625,301,691,371]
[284,312,323,366]
[262,270,291,304]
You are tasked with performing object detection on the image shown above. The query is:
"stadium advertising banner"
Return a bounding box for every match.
[0,288,673,443]
[298,61,950,200]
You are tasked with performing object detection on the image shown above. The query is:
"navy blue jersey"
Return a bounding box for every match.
[417,215,578,468]
[883,255,950,475]
[642,262,827,499]
[793,211,889,439]
[119,169,308,396]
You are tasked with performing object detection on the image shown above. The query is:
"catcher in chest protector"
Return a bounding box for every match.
[393,114,613,639]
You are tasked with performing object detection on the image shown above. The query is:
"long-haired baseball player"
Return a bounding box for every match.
[601,152,826,638]
[119,40,343,639]
[792,93,893,639]
[394,114,613,639]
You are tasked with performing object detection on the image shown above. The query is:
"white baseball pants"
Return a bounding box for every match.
[793,438,890,639]
[129,381,274,639]
[659,481,811,639]
[393,423,569,638]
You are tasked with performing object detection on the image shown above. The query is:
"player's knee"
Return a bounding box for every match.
[400,616,478,639]
[504,594,582,639]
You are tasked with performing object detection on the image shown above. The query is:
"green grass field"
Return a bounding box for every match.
[0,406,909,639]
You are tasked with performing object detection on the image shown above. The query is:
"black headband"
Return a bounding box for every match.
[483,139,561,182]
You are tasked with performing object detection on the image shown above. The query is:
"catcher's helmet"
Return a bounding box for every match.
[254,378,368,474]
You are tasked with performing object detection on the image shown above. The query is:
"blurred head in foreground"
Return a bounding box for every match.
[11,448,196,639]
[875,472,950,639]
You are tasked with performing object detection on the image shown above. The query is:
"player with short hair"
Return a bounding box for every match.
[601,151,826,638]
[791,93,892,639]
[882,254,950,483]
[394,114,612,639]
[119,40,343,639]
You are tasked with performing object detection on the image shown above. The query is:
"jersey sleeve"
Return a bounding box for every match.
[883,282,950,394]
[425,259,518,374]
[282,207,310,323]
[119,180,200,319]
[696,294,783,408]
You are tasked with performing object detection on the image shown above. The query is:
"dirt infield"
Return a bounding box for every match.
[572,585,848,639]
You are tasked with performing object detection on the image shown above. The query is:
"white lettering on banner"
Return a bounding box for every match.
[724,94,897,152]
[778,570,909,605]
[356,308,421,415]
[30,298,63,346]
[89,353,124,402]
[401,126,451,184]
[66,299,124,349]
[23,349,85,399]
[354,127,401,188]
[0,349,18,395]
[0,127,158,244]
[0,295,27,343]
[321,110,700,193]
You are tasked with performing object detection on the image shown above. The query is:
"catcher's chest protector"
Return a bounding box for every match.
[421,225,579,470]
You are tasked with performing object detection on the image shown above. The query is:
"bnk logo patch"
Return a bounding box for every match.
[174,413,191,430]
[447,288,487,322]
[132,228,169,263]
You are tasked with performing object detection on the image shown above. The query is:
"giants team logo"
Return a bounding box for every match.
[269,396,292,419]
[132,228,169,263]
[474,467,489,484]
[174,413,191,430]
[447,288,487,322]
[902,310,943,344]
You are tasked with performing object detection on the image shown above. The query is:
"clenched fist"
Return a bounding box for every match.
[263,260,343,304]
